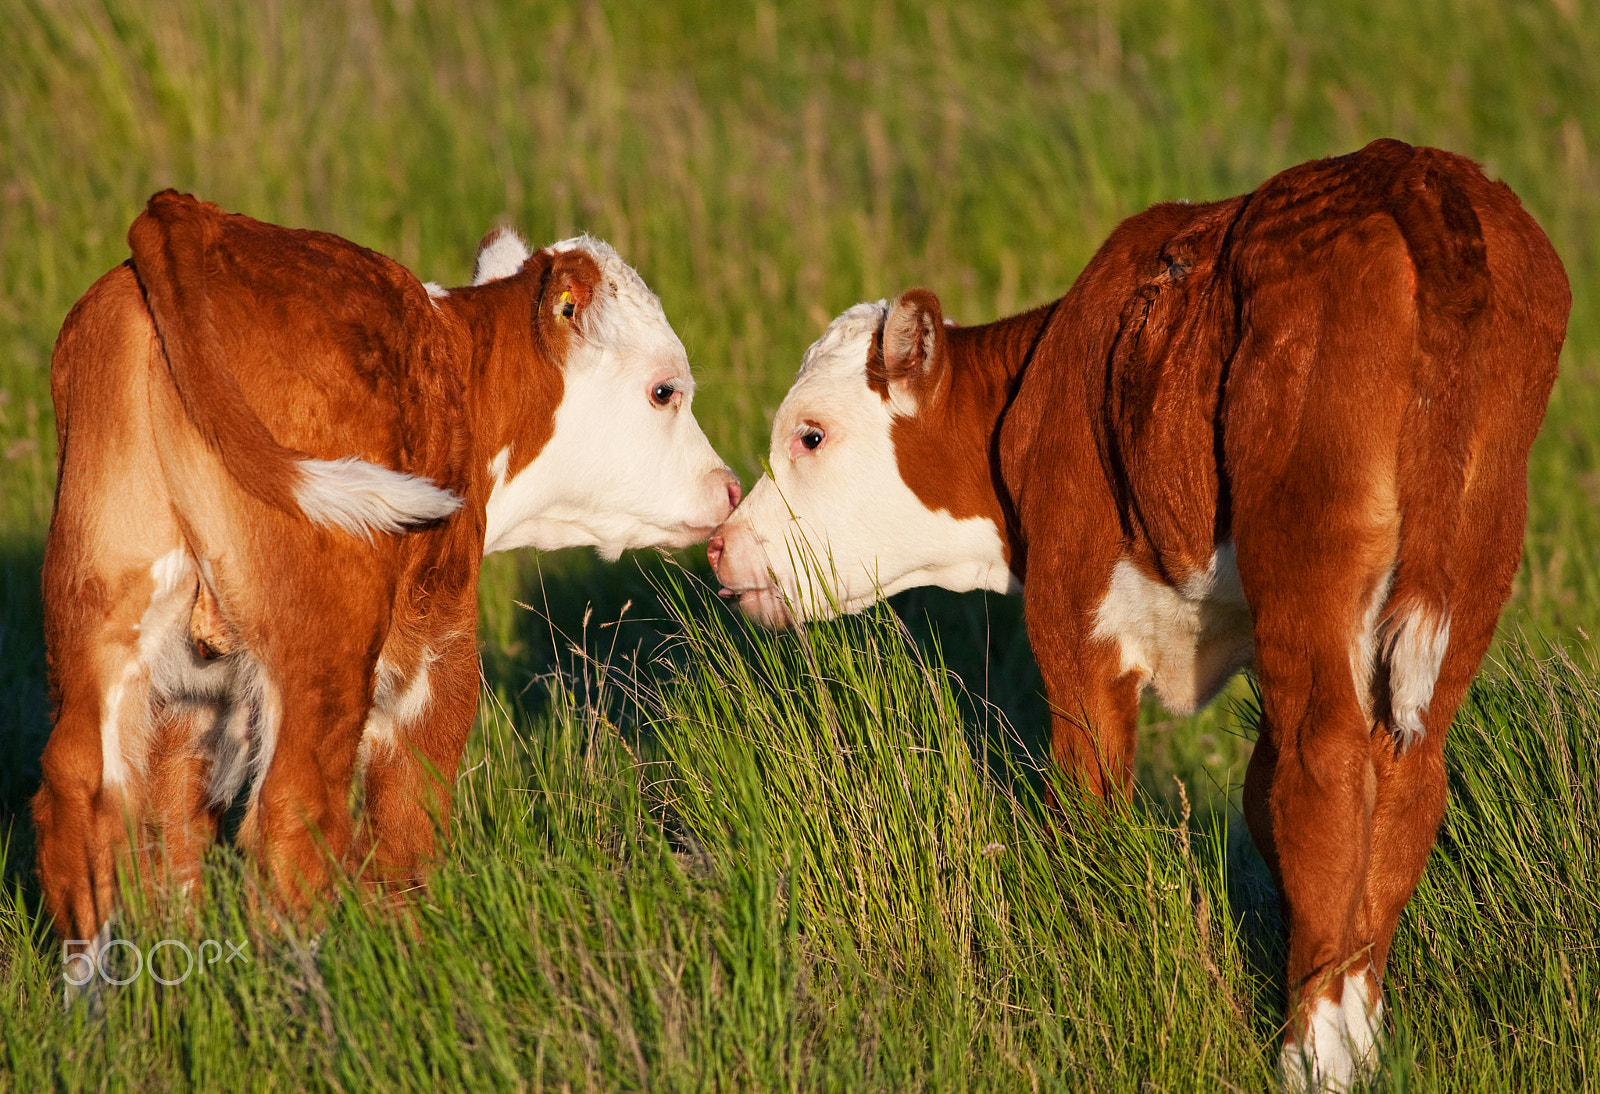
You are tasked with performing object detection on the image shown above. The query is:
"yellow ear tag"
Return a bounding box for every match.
[558,291,575,319]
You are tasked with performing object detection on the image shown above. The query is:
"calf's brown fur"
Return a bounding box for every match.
[927,142,1564,1074]
[715,140,1570,1083]
[35,191,726,942]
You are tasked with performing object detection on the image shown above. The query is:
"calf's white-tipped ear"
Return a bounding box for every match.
[870,288,947,408]
[472,227,532,285]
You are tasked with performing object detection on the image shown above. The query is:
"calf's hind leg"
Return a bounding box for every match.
[34,655,147,945]
[352,626,481,894]
[235,661,371,915]
[34,558,168,943]
[1361,469,1529,979]
[142,703,226,901]
[1236,488,1401,1089]
[229,550,394,916]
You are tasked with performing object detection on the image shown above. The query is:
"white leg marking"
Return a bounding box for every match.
[105,547,209,792]
[358,654,434,771]
[98,663,139,790]
[64,917,117,1010]
[1280,975,1384,1093]
[1340,975,1383,1066]
[247,664,282,806]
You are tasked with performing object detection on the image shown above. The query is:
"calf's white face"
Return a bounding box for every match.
[709,299,1015,627]
[479,235,739,559]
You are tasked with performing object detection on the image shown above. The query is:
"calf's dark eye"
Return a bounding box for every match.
[652,382,676,406]
[801,427,824,450]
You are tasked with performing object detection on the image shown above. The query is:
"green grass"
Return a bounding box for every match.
[1,0,1597,1089]
[1,587,1594,1091]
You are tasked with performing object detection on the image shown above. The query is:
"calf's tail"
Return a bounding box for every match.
[1376,148,1491,750]
[127,190,460,541]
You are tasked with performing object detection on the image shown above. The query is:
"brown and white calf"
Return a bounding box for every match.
[35,191,738,948]
[708,141,1569,1091]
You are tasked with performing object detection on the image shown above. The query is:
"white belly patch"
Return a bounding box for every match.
[1090,544,1255,714]
[360,653,434,763]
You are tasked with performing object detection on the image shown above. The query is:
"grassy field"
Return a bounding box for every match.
[1,0,1596,1089]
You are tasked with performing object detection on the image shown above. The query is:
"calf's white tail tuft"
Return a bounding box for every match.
[1383,605,1451,752]
[295,457,462,541]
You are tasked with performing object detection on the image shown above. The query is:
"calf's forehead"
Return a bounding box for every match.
[770,303,886,440]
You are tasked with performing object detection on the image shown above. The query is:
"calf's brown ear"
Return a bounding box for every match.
[869,288,948,408]
[533,249,604,366]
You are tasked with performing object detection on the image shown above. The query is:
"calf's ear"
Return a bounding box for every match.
[869,288,949,410]
[532,248,606,366]
[472,227,532,285]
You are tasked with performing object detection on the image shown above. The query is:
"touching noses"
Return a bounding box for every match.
[706,471,751,575]
[705,473,745,573]
[706,467,742,527]
[722,471,743,514]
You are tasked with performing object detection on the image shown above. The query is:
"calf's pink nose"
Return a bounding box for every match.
[724,474,743,512]
[706,534,725,573]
